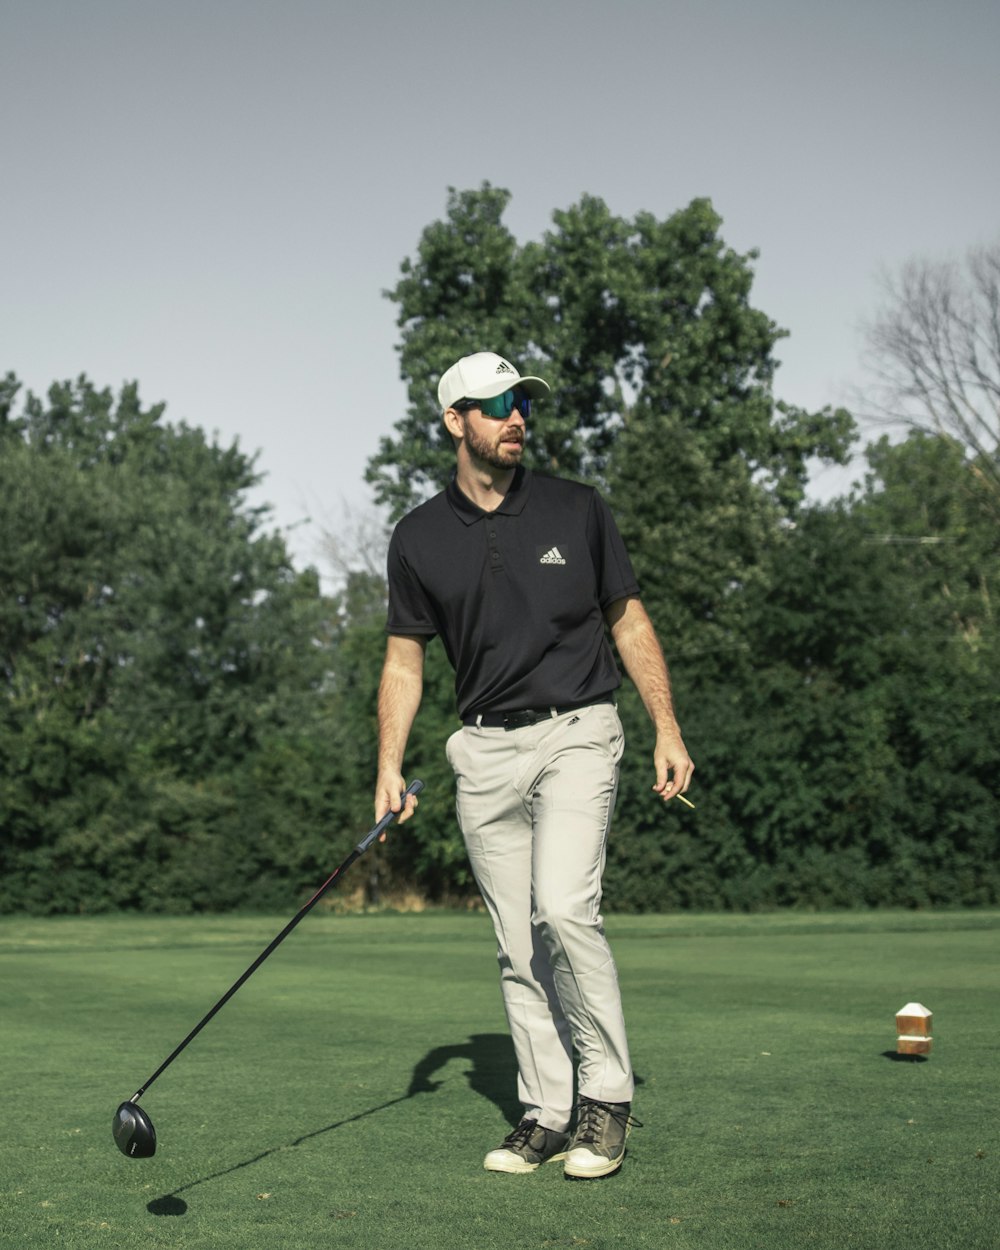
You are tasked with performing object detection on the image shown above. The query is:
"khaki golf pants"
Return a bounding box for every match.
[446,701,633,1133]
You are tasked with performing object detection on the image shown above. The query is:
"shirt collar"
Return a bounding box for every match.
[446,466,532,525]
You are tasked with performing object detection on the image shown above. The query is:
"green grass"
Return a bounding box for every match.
[1,910,997,1249]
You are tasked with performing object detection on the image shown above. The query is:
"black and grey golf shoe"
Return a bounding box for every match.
[563,1098,642,1178]
[483,1118,570,1173]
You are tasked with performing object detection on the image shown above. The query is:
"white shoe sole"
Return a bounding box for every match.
[563,1147,625,1179]
[484,1148,568,1174]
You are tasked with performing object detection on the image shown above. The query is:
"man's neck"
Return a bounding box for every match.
[454,461,518,513]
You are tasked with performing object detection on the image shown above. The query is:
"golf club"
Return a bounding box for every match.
[113,779,424,1159]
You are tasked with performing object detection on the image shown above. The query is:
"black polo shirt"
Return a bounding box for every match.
[386,467,639,719]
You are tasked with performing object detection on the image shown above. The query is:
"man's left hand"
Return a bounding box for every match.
[652,731,694,804]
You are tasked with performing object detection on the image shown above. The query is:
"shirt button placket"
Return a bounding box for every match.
[487,524,503,573]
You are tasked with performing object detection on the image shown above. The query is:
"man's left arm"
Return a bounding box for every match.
[605,595,694,802]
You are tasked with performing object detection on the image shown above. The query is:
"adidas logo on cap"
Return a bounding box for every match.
[540,546,566,565]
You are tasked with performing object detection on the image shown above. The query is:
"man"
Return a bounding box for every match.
[375,351,693,1179]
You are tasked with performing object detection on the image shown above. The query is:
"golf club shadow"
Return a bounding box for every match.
[146,1089,415,1214]
[147,1032,518,1215]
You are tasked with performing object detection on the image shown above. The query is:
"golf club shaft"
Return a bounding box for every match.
[130,780,423,1102]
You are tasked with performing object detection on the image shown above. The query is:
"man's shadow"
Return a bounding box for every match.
[147,1032,519,1215]
[406,1031,521,1122]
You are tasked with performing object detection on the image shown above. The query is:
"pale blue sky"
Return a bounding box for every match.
[3,0,998,574]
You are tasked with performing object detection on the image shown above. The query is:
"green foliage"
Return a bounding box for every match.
[4,192,998,914]
[607,433,999,912]
[369,186,854,528]
[364,187,999,911]
[0,376,340,913]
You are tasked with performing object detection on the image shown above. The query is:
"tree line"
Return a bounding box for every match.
[2,189,997,913]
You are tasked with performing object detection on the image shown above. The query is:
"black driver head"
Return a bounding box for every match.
[113,1101,157,1158]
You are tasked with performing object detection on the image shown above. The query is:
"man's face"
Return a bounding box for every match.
[460,405,525,470]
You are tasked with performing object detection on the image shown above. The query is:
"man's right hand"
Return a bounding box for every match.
[375,770,419,830]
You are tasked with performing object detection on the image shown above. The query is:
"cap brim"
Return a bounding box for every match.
[469,375,551,400]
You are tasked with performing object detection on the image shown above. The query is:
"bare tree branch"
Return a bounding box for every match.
[860,241,1000,502]
[317,500,390,592]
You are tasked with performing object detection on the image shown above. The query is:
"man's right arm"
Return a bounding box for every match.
[375,633,428,823]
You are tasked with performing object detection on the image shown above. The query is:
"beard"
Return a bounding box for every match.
[463,418,524,470]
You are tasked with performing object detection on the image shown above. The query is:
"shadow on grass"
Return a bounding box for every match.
[407,1031,521,1123]
[881,1049,929,1063]
[147,1031,518,1216]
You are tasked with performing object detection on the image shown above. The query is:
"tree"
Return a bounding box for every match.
[370,187,854,654]
[0,376,338,912]
[370,189,855,525]
[863,241,1000,507]
[365,187,858,905]
[721,433,1000,909]
[597,202,854,661]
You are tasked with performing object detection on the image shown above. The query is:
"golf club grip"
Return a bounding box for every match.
[131,779,425,1101]
[356,779,424,854]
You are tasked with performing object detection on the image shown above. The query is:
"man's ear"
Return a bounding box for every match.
[443,407,464,443]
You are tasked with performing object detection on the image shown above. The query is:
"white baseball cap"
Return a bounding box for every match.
[437,352,551,411]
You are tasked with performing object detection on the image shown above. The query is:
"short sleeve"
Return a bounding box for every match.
[588,491,640,609]
[385,525,439,637]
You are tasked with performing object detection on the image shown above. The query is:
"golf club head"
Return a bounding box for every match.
[113,1100,157,1158]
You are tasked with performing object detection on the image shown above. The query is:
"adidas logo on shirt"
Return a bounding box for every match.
[540,546,566,565]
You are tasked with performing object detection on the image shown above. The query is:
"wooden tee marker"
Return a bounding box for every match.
[896,1002,933,1056]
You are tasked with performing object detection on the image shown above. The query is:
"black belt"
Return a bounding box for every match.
[462,694,613,731]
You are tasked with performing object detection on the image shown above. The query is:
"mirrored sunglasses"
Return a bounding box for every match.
[457,388,531,420]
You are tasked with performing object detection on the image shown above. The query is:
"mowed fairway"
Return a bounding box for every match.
[1,910,997,1250]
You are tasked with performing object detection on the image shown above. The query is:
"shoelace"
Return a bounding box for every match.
[502,1118,539,1149]
[573,1100,643,1144]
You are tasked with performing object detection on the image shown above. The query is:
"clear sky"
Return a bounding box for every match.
[3,0,998,576]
